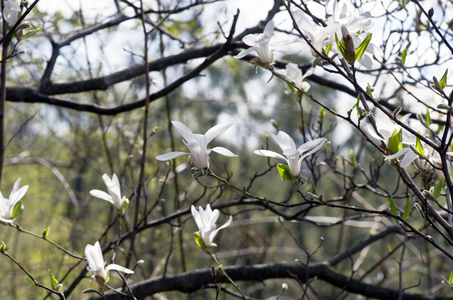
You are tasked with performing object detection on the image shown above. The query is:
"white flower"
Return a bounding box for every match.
[384,147,419,169]
[281,63,312,92]
[3,0,20,25]
[191,204,232,249]
[90,173,129,212]
[254,131,327,178]
[292,10,339,58]
[234,20,298,65]
[85,241,134,286]
[156,121,238,170]
[0,178,28,224]
[365,113,411,148]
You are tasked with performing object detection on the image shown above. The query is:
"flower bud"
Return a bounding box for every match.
[341,25,355,64]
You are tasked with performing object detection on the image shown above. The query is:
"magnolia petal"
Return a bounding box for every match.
[234,47,256,59]
[217,215,233,231]
[171,121,195,143]
[400,149,419,168]
[242,34,261,46]
[298,138,327,154]
[204,123,233,146]
[270,131,297,152]
[384,148,410,160]
[105,263,134,274]
[263,20,274,38]
[155,151,188,161]
[9,185,28,205]
[211,147,238,157]
[85,241,105,272]
[0,216,14,224]
[89,190,114,203]
[254,149,287,161]
[191,205,203,231]
[11,178,21,195]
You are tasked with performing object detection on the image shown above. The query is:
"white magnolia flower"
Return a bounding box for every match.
[90,173,129,212]
[234,20,298,65]
[156,121,238,170]
[254,131,327,178]
[191,204,232,249]
[384,147,419,169]
[281,63,312,92]
[293,10,339,58]
[85,241,134,286]
[0,178,28,224]
[3,0,20,25]
[365,113,411,148]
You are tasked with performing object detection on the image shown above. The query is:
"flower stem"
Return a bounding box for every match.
[207,251,246,299]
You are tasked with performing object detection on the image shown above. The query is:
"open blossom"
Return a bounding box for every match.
[90,173,129,212]
[191,204,232,249]
[281,63,312,92]
[365,114,411,150]
[3,0,20,25]
[0,178,28,224]
[234,20,298,65]
[156,121,238,170]
[254,131,327,178]
[293,10,339,58]
[85,241,134,286]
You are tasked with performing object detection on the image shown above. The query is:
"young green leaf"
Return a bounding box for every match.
[193,232,205,251]
[439,69,448,90]
[355,33,372,61]
[449,270,453,285]
[388,129,403,154]
[277,164,292,181]
[350,149,356,166]
[335,33,347,60]
[401,48,407,66]
[324,43,333,56]
[415,137,424,156]
[11,200,24,218]
[22,27,42,40]
[402,195,412,220]
[48,270,59,290]
[426,108,432,126]
[433,177,445,198]
[311,179,319,197]
[1,241,5,253]
[389,196,399,222]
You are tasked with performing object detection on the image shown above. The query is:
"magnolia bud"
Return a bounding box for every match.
[341,25,355,64]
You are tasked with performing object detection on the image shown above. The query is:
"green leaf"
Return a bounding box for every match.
[433,177,445,198]
[387,129,403,154]
[22,27,42,40]
[311,179,319,197]
[324,43,332,56]
[401,48,407,66]
[335,33,347,60]
[11,200,24,218]
[439,69,448,90]
[48,269,58,290]
[350,149,356,166]
[1,241,5,253]
[193,232,205,251]
[402,195,411,220]
[426,108,432,126]
[43,227,50,238]
[277,164,292,181]
[355,33,372,61]
[389,196,398,222]
[415,137,424,156]
[449,270,453,285]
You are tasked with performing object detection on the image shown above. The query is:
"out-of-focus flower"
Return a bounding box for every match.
[254,131,327,178]
[156,121,238,170]
[191,204,232,249]
[0,178,28,224]
[234,20,298,65]
[90,173,129,212]
[293,10,339,58]
[3,0,20,25]
[281,63,312,93]
[85,241,134,286]
[365,114,411,152]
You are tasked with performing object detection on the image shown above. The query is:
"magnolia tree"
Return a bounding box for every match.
[0,0,453,299]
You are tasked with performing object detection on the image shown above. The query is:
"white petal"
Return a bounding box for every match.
[234,47,256,59]
[298,138,327,153]
[400,149,418,168]
[191,205,203,231]
[105,264,134,274]
[204,123,233,147]
[9,185,28,205]
[263,20,275,38]
[171,121,195,143]
[89,190,114,203]
[254,149,287,161]
[155,151,188,161]
[384,148,410,160]
[211,147,238,157]
[11,178,21,196]
[272,131,297,151]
